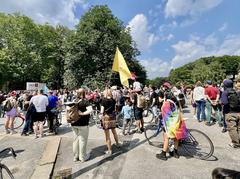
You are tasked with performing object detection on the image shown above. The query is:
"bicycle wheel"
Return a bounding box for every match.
[1,164,15,179]
[144,124,163,148]
[92,110,102,129]
[116,113,124,129]
[13,115,24,129]
[143,108,154,123]
[181,129,214,160]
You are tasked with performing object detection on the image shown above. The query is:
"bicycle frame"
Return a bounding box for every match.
[0,148,16,179]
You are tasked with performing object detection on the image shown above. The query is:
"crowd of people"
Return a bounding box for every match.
[191,79,240,148]
[0,78,239,164]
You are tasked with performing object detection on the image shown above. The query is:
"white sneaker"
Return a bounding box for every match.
[81,153,90,162]
[10,130,17,135]
[104,150,112,157]
[39,134,45,138]
[73,158,79,162]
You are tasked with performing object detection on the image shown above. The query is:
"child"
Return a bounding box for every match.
[121,98,133,135]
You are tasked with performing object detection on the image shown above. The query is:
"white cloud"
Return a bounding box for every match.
[171,40,207,68]
[218,23,228,32]
[216,34,240,55]
[165,34,174,41]
[138,33,240,78]
[170,33,240,69]
[0,0,89,28]
[140,58,171,79]
[165,0,223,18]
[127,14,159,52]
[159,21,177,32]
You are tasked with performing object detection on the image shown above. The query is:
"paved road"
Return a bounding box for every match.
[0,105,240,179]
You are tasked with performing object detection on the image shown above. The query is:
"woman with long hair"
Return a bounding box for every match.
[100,89,120,156]
[71,88,93,162]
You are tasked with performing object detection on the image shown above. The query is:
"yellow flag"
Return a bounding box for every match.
[112,47,131,87]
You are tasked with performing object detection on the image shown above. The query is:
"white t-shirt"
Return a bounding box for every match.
[133,81,141,90]
[193,86,205,101]
[30,95,48,112]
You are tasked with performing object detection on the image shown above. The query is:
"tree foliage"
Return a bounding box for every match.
[0,6,146,91]
[0,13,71,90]
[65,5,146,89]
[168,56,240,85]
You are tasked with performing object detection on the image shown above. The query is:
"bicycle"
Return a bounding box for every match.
[0,147,17,179]
[2,111,25,130]
[13,113,25,130]
[116,110,136,131]
[89,106,102,129]
[46,108,62,134]
[144,118,214,160]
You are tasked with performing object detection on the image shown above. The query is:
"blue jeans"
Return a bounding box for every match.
[22,110,33,133]
[22,119,32,133]
[206,100,222,123]
[196,99,206,121]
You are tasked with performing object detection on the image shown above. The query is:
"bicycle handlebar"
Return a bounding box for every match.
[0,147,17,159]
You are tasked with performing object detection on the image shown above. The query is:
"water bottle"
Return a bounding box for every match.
[169,139,174,152]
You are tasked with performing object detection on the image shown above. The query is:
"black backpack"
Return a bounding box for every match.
[228,89,240,111]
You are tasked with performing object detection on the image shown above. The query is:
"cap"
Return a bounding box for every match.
[11,91,17,96]
[163,82,171,89]
[207,80,212,85]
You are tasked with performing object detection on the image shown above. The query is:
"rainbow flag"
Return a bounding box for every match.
[161,100,188,139]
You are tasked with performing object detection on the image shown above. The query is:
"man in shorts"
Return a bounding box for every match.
[30,90,48,138]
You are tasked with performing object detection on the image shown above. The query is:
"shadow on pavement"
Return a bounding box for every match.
[71,138,146,178]
[182,109,191,114]
[57,125,72,135]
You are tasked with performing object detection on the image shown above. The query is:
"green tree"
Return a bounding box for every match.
[0,13,43,90]
[65,5,146,89]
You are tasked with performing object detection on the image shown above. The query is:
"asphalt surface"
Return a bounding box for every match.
[0,105,240,179]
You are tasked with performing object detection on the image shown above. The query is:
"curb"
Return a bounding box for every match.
[30,137,61,179]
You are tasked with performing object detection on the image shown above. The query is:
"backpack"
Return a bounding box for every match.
[137,94,146,108]
[65,101,80,123]
[228,89,240,111]
[3,100,13,112]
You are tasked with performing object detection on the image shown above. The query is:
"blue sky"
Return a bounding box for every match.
[1,0,240,79]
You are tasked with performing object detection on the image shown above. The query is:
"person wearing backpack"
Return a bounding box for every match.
[71,88,93,162]
[221,79,240,148]
[4,91,19,134]
[132,88,145,133]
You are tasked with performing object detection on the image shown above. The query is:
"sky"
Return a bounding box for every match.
[0,0,240,79]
